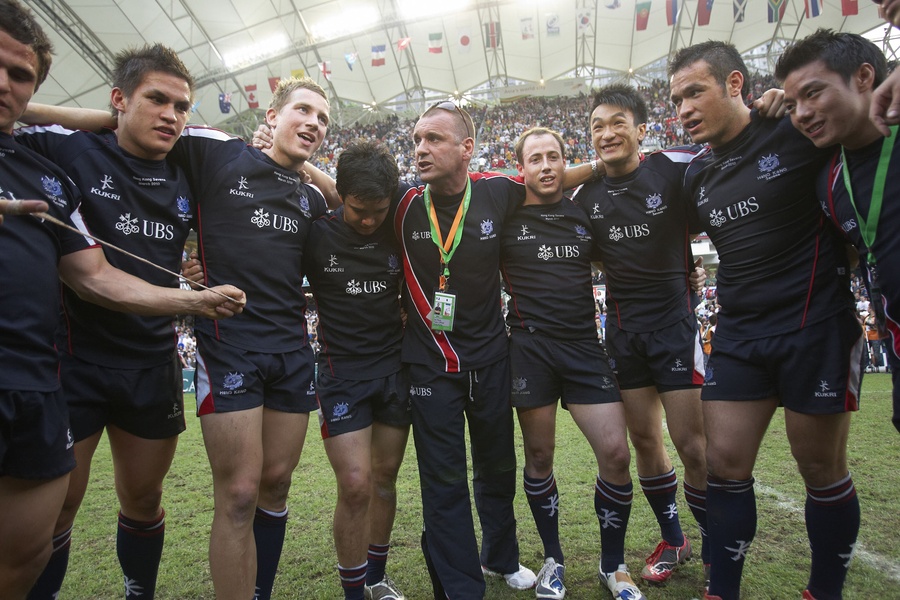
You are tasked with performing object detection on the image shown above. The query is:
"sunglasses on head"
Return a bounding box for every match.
[430,100,473,139]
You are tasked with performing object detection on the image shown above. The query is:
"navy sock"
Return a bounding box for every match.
[338,562,367,600]
[366,543,390,585]
[524,471,564,564]
[253,506,288,600]
[640,468,684,546]
[27,526,72,600]
[117,510,165,600]
[594,475,633,573]
[684,481,710,564]
[806,474,860,600]
[706,475,755,600]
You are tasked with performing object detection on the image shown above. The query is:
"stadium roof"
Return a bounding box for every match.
[28,0,887,132]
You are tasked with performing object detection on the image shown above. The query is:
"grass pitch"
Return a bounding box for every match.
[60,374,899,599]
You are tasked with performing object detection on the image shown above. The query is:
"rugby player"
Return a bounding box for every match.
[18,44,201,600]
[573,85,708,588]
[0,3,243,597]
[669,41,862,600]
[304,141,409,600]
[501,126,646,600]
[777,30,900,434]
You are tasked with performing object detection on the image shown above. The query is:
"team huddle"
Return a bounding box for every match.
[1,0,898,599]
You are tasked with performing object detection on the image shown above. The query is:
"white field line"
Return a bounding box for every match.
[755,482,900,583]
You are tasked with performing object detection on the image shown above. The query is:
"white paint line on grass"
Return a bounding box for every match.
[756,482,900,584]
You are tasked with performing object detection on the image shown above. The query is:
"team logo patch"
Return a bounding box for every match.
[609,357,617,370]
[41,175,66,207]
[512,377,527,392]
[176,196,191,214]
[480,219,494,236]
[115,213,139,235]
[222,371,244,390]
[298,192,311,215]
[645,193,662,210]
[758,153,780,173]
[575,225,587,236]
[387,253,400,273]
[333,402,350,418]
[704,366,714,385]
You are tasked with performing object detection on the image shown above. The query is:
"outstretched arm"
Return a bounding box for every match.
[20,102,117,131]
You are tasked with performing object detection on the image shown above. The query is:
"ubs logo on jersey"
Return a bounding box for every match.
[411,230,432,241]
[90,174,121,201]
[757,153,787,181]
[387,253,401,275]
[409,386,432,397]
[841,218,858,233]
[115,213,140,235]
[324,255,344,273]
[230,176,254,198]
[346,279,362,295]
[219,371,247,396]
[537,245,554,260]
[41,175,66,208]
[518,224,536,241]
[480,219,496,240]
[512,377,528,394]
[815,380,839,398]
[645,193,667,216]
[590,204,605,220]
[250,207,298,233]
[176,196,192,222]
[538,244,579,260]
[609,225,624,241]
[709,197,760,228]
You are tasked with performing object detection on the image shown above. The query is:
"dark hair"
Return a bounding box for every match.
[111,44,194,112]
[0,0,53,89]
[774,29,887,88]
[335,140,399,202]
[592,84,649,125]
[669,41,749,98]
[514,127,566,164]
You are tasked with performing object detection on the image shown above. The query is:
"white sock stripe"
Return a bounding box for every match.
[806,472,852,493]
[257,505,289,519]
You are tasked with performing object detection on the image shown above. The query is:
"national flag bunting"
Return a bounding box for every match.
[546,13,560,36]
[698,0,714,25]
[319,61,331,80]
[636,1,651,30]
[733,0,747,22]
[666,0,678,25]
[397,37,411,51]
[577,11,591,31]
[841,0,858,15]
[768,0,787,22]
[429,32,443,53]
[484,21,501,49]
[345,52,357,70]
[244,84,258,109]
[805,0,822,17]
[218,92,231,114]
[268,77,280,92]
[459,29,472,53]
[371,44,386,66]
[521,17,535,39]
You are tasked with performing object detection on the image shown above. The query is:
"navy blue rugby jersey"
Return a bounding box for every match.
[168,127,327,352]
[0,134,94,391]
[15,125,194,368]
[683,112,853,340]
[574,148,702,333]
[394,173,525,372]
[304,203,403,380]
[500,198,597,340]
[819,138,900,358]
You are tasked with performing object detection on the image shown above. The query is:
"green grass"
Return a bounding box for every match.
[60,374,899,599]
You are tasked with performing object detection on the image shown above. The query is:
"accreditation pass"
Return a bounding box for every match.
[431,290,456,332]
